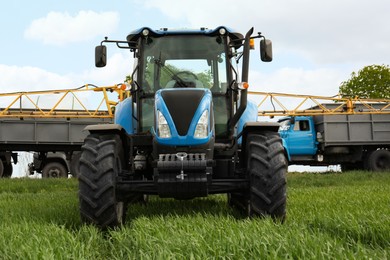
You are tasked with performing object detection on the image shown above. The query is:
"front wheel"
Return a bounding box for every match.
[78,134,126,229]
[246,132,287,220]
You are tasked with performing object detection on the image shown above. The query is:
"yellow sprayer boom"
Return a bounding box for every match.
[0,84,128,119]
[249,91,390,116]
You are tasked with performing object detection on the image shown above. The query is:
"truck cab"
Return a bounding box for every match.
[279,116,318,162]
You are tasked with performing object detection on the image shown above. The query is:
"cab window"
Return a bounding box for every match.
[293,120,310,131]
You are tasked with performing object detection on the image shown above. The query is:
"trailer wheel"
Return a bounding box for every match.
[366,149,390,172]
[70,152,81,178]
[42,162,68,178]
[245,132,287,220]
[3,163,13,178]
[78,134,126,229]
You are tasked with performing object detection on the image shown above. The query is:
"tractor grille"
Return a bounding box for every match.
[157,153,207,171]
[161,90,205,136]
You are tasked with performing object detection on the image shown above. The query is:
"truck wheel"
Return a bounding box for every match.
[42,162,68,178]
[78,134,126,229]
[246,132,287,221]
[70,152,81,178]
[3,163,13,178]
[366,149,390,172]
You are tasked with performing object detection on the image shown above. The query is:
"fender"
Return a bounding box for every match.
[84,123,124,133]
[242,121,280,134]
[83,124,130,159]
[240,121,281,153]
[84,124,129,142]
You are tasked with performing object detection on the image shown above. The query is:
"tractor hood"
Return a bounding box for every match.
[154,88,213,146]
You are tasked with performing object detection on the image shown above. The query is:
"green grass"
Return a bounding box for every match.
[0,172,389,259]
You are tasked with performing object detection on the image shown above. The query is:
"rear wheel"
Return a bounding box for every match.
[78,134,126,229]
[42,162,68,178]
[366,149,390,172]
[231,132,287,220]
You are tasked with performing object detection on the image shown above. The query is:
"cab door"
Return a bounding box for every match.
[286,118,317,156]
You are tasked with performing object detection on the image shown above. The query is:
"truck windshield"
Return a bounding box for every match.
[141,35,228,93]
[279,120,291,131]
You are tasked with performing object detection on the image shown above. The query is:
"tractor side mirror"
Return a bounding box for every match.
[260,39,273,62]
[95,45,107,67]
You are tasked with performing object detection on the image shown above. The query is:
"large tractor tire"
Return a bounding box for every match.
[42,162,68,178]
[365,149,390,172]
[246,132,287,220]
[78,134,126,230]
[231,132,287,220]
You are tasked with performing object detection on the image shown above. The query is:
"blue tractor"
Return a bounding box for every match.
[78,27,287,229]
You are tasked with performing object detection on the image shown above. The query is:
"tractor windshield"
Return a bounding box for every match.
[141,35,228,93]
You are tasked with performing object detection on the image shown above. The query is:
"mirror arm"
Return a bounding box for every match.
[250,32,265,40]
[100,37,138,49]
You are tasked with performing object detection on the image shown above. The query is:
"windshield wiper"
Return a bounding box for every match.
[153,56,187,88]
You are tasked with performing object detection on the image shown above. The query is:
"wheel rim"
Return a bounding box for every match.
[48,168,61,177]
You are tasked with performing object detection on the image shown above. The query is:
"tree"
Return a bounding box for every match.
[339,64,390,99]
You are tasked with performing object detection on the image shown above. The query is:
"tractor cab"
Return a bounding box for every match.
[133,29,232,139]
[96,27,272,143]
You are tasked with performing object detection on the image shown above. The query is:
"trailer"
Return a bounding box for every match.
[0,85,123,177]
[278,103,390,171]
[0,115,111,177]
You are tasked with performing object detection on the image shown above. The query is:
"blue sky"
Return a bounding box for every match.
[2,0,390,96]
[2,0,390,175]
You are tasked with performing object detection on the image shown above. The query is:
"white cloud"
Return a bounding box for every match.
[81,52,134,86]
[0,52,132,110]
[248,67,349,114]
[0,52,132,91]
[24,11,120,45]
[0,64,74,92]
[140,0,390,65]
[249,67,346,96]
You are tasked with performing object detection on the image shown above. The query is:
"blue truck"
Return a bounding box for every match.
[278,105,390,172]
[78,27,288,229]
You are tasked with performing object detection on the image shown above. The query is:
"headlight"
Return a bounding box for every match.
[157,111,171,138]
[194,110,209,139]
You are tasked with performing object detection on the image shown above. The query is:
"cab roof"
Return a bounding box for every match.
[126,26,244,46]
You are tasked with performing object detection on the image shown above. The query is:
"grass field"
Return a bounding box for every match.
[0,171,389,259]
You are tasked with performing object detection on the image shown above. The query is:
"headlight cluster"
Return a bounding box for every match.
[157,111,171,138]
[194,110,209,139]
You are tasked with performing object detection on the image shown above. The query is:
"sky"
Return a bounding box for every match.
[2,0,390,176]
